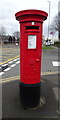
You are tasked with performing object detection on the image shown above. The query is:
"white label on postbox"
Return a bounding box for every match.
[28,35,36,49]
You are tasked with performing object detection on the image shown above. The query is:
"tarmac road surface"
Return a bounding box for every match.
[0,44,60,119]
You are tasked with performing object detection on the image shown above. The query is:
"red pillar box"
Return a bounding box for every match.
[15,9,48,108]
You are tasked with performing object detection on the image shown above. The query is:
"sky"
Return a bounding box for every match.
[0,0,59,37]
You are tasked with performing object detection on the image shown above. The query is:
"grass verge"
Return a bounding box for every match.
[42,45,54,50]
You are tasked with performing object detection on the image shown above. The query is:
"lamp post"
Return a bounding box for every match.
[48,1,51,39]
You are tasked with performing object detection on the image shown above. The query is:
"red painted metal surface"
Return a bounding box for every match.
[15,9,48,84]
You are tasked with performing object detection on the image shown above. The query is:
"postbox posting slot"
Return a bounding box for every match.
[28,35,36,49]
[26,26,39,30]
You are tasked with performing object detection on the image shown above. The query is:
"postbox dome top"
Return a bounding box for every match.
[15,9,48,22]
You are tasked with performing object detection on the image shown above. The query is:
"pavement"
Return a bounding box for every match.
[2,74,59,119]
[0,44,60,119]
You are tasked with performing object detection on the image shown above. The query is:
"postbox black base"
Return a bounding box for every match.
[19,82,41,108]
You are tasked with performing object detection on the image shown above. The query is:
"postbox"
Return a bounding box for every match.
[15,9,48,108]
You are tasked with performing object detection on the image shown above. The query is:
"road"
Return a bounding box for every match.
[0,44,60,119]
[0,45,59,78]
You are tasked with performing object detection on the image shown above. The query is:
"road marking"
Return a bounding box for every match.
[53,87,58,101]
[0,69,60,78]
[0,76,44,84]
[2,76,20,81]
[52,61,60,66]
[4,67,11,72]
[0,58,7,61]
[0,72,4,76]
[16,58,19,60]
[0,56,7,58]
[41,71,60,75]
[16,61,20,64]
[13,58,19,61]
[0,55,19,65]
[2,53,14,55]
[0,70,60,84]
[0,58,19,76]
[2,64,8,67]
[8,61,13,64]
[10,64,16,67]
[0,76,20,83]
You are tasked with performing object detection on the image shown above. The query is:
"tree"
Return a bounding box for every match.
[13,31,20,40]
[0,26,6,43]
[0,26,6,36]
[50,12,60,40]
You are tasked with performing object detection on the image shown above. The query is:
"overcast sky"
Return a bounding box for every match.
[0,0,59,37]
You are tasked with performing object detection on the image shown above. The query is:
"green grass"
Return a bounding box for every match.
[42,45,54,50]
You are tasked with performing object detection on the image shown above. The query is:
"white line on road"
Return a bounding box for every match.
[0,70,60,83]
[4,67,11,71]
[10,64,16,67]
[2,64,8,67]
[8,61,13,64]
[52,61,60,66]
[16,61,20,64]
[13,58,19,61]
[0,72,4,76]
[16,58,20,60]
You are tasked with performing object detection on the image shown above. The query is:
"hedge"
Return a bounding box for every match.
[54,41,60,47]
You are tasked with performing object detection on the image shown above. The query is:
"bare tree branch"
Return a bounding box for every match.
[50,12,60,39]
[13,31,20,39]
[0,26,6,36]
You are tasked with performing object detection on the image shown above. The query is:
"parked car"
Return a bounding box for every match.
[15,40,19,45]
[4,40,9,44]
[45,41,50,46]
